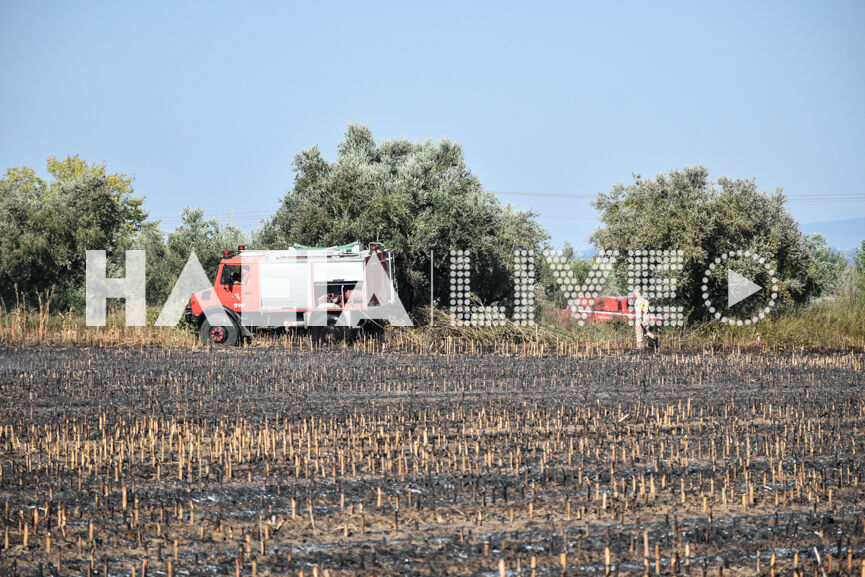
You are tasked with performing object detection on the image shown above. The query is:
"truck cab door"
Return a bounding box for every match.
[217,264,248,313]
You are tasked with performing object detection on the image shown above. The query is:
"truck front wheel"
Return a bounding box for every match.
[200,318,240,346]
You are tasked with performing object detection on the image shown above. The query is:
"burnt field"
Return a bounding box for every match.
[1,346,864,576]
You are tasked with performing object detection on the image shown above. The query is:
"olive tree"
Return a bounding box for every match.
[591,166,817,318]
[257,123,548,312]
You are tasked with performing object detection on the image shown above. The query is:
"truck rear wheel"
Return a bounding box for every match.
[200,318,239,346]
[311,324,347,344]
[310,315,347,344]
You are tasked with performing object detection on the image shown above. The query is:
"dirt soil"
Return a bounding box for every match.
[1,346,864,576]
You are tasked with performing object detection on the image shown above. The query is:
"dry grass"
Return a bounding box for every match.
[0,297,197,348]
[1,289,863,353]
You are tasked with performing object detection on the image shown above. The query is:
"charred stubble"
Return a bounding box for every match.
[0,346,864,576]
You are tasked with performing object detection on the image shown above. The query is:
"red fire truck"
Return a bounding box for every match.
[557,296,663,324]
[185,242,398,345]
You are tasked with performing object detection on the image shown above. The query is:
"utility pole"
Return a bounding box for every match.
[430,250,434,327]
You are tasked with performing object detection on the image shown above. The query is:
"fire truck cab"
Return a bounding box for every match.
[185,242,397,345]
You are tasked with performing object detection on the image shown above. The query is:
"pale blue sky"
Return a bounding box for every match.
[2,1,864,249]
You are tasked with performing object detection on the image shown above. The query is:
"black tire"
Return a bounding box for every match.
[310,315,346,344]
[200,318,239,346]
[311,324,347,344]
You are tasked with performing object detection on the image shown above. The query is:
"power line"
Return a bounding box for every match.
[491,190,865,202]
[801,231,865,235]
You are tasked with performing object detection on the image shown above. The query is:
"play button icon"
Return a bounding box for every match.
[703,250,778,325]
[727,269,762,308]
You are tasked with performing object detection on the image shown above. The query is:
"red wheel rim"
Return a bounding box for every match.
[210,326,227,343]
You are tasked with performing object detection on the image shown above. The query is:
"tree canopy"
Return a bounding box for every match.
[135,207,246,307]
[804,233,848,297]
[5,148,852,327]
[0,156,146,309]
[591,166,817,318]
[257,123,548,311]
[854,240,865,291]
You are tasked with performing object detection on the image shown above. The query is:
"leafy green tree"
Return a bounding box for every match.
[804,233,848,297]
[135,207,246,306]
[854,240,865,290]
[0,156,146,309]
[591,166,816,318]
[257,123,548,312]
[535,242,599,306]
[855,240,865,275]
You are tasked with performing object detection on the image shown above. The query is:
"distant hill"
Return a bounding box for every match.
[801,217,865,251]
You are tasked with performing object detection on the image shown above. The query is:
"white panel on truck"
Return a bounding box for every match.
[312,260,364,282]
[258,262,310,309]
[364,253,393,304]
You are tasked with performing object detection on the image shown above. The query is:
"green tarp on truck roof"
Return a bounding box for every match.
[292,242,360,251]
